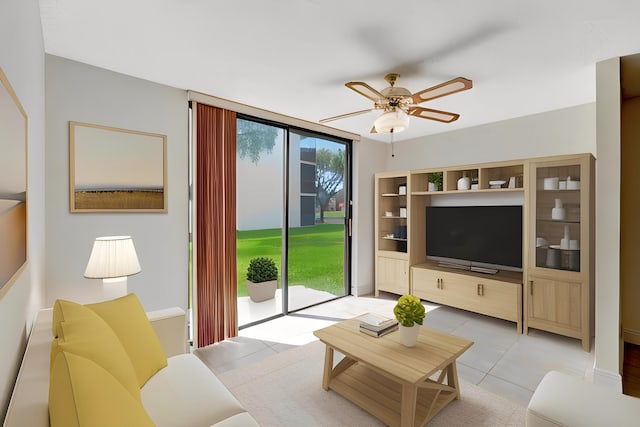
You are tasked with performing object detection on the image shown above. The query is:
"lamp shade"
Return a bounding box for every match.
[374,109,410,133]
[84,236,141,279]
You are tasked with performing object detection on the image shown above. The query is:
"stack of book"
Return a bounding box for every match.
[357,313,398,337]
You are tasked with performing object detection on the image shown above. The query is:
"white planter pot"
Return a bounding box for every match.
[398,324,420,347]
[246,279,277,302]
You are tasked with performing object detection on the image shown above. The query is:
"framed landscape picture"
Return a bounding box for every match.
[69,121,167,213]
[0,67,28,298]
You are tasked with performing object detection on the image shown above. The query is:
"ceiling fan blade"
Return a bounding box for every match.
[409,106,460,123]
[319,108,373,123]
[345,81,386,103]
[411,77,472,104]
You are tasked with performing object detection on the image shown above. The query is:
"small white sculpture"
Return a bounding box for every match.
[551,198,566,220]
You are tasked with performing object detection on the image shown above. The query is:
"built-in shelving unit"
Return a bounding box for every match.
[374,172,410,295]
[375,154,594,349]
[526,155,594,351]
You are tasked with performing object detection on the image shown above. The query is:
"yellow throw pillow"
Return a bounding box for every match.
[51,299,94,338]
[87,294,168,387]
[49,351,155,427]
[55,311,140,401]
[49,338,58,373]
[50,300,98,372]
[50,300,97,372]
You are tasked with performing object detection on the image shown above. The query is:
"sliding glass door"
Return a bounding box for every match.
[287,131,349,311]
[236,119,285,326]
[236,118,351,327]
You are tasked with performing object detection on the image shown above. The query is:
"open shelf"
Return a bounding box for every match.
[328,362,457,427]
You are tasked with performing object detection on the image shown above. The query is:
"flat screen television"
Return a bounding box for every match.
[426,205,523,271]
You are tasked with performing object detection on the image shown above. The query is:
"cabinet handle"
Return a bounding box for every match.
[530,280,533,296]
[477,283,484,296]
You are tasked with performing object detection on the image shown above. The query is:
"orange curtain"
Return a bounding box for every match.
[195,103,237,347]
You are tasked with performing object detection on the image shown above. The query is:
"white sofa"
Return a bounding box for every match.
[527,371,640,427]
[3,306,259,427]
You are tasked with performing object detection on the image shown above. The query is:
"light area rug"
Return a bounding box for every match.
[217,340,525,426]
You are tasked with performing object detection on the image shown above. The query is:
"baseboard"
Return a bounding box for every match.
[623,330,640,345]
[353,283,374,297]
[593,367,622,390]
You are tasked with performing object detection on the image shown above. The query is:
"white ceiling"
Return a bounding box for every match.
[38,0,640,142]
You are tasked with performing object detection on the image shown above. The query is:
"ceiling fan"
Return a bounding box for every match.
[320,73,472,133]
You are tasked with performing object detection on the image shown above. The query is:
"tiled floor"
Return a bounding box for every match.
[195,292,595,408]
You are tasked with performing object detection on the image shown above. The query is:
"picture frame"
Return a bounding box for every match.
[69,121,167,213]
[0,67,28,297]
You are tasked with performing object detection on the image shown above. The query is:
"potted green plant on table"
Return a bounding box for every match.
[246,257,278,302]
[393,295,426,347]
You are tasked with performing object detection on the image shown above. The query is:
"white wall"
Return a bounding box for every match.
[0,0,46,420]
[352,137,387,296]
[595,57,622,387]
[387,103,596,169]
[45,55,189,312]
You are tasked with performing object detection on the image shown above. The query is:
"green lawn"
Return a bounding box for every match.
[237,224,345,297]
[323,210,345,218]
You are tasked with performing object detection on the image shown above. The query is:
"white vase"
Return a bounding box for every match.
[457,176,470,190]
[398,324,420,347]
[560,225,571,250]
[551,198,566,220]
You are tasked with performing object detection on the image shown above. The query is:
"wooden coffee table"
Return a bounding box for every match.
[314,319,473,427]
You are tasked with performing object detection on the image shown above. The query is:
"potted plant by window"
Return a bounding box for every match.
[393,295,426,347]
[246,257,278,302]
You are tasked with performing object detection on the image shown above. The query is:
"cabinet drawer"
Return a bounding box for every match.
[411,267,452,305]
[412,266,521,322]
[458,275,520,322]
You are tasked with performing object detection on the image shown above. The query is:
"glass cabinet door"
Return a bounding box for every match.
[533,162,582,272]
[378,177,408,254]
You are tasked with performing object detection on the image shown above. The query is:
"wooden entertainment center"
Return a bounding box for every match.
[374,153,594,351]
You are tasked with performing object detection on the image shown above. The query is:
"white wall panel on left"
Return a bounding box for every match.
[45,55,189,312]
[0,0,46,420]
[352,137,387,296]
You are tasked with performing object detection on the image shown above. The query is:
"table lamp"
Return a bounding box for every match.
[84,236,141,300]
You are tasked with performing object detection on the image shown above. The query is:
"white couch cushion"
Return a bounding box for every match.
[527,371,640,427]
[141,354,249,427]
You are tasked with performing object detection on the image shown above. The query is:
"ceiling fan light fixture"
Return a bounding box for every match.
[319,74,473,133]
[374,109,410,133]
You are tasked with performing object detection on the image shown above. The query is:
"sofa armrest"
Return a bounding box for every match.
[3,309,52,427]
[147,307,188,357]
[527,371,640,427]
